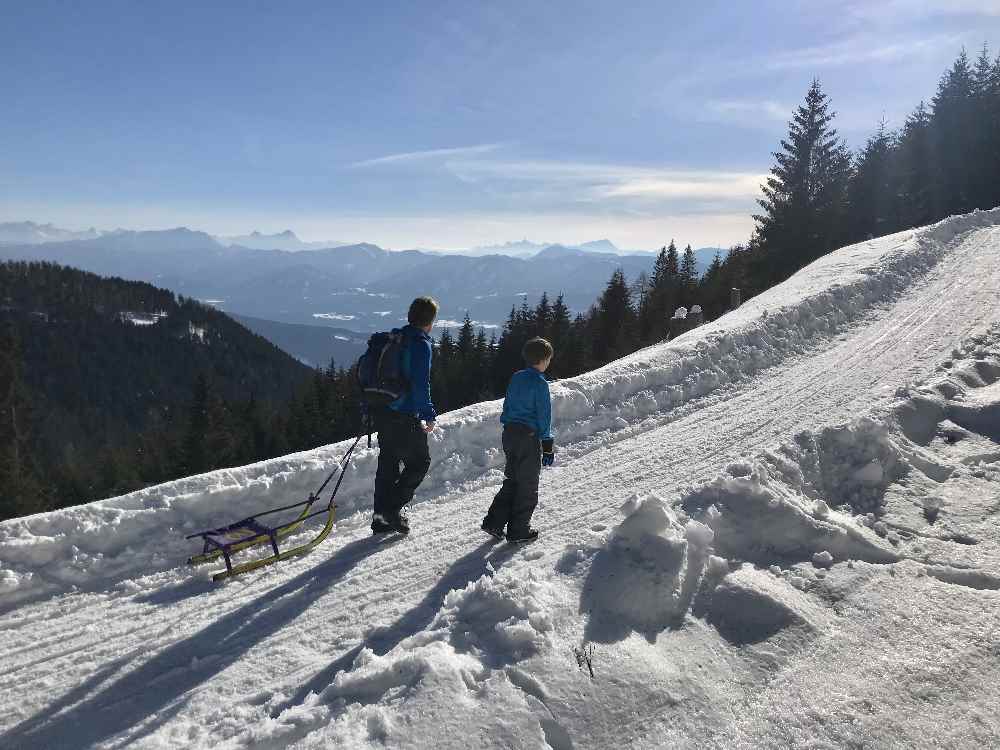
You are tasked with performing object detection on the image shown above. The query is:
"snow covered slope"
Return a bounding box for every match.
[3,209,1000,749]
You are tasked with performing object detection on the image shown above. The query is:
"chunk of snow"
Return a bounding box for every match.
[812,550,834,568]
[707,555,729,577]
[684,520,715,549]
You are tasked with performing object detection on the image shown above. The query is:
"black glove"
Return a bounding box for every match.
[542,439,555,467]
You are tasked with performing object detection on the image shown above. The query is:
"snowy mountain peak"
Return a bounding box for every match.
[0,220,102,245]
[577,239,619,254]
[217,229,347,251]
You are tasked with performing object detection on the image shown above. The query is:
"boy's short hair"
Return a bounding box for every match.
[522,337,554,365]
[407,296,439,327]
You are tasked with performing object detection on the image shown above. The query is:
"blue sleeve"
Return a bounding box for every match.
[536,378,552,441]
[410,337,437,422]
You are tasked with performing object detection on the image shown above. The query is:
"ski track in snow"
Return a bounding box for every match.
[2,210,1000,749]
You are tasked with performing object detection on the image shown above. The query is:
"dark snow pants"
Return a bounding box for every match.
[373,408,431,518]
[484,423,541,537]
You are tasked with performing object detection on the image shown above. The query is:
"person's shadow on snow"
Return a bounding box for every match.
[0,534,397,750]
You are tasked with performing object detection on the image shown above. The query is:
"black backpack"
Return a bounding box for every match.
[356,329,410,442]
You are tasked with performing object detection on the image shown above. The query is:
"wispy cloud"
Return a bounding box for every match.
[767,33,960,70]
[444,158,766,208]
[349,142,507,168]
[848,0,1000,22]
[706,99,792,123]
[601,172,766,202]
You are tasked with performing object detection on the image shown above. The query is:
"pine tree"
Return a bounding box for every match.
[892,102,935,229]
[846,119,897,241]
[493,304,526,393]
[534,293,552,340]
[752,79,852,286]
[698,251,726,319]
[178,373,210,476]
[650,247,669,290]
[0,324,46,519]
[486,332,502,396]
[548,294,573,377]
[679,245,698,307]
[665,241,680,278]
[643,241,679,341]
[471,327,492,401]
[971,45,1000,210]
[592,269,637,364]
[457,313,476,359]
[433,329,458,411]
[930,49,977,215]
[562,314,591,375]
[632,271,653,343]
[550,294,571,347]
[456,314,479,404]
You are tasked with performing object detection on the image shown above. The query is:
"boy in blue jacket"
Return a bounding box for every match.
[482,337,555,544]
[371,296,438,535]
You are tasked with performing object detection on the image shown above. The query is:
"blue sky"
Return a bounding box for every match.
[2,0,997,250]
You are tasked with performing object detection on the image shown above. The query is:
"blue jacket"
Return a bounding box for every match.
[390,325,437,422]
[500,368,552,440]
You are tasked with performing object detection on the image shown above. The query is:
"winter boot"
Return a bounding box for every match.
[371,514,395,534]
[481,519,505,541]
[506,528,539,545]
[388,510,410,535]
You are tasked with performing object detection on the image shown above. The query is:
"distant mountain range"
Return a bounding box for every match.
[446,237,652,258]
[0,221,102,245]
[0,222,728,334]
[216,230,351,252]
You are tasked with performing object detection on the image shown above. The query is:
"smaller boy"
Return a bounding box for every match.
[482,337,555,544]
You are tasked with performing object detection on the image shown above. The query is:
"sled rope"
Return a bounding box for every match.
[185,435,363,581]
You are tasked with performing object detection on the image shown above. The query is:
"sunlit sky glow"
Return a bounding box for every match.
[2,1,997,250]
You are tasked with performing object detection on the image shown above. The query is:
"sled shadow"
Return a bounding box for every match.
[135,576,216,606]
[0,535,391,750]
[272,539,515,719]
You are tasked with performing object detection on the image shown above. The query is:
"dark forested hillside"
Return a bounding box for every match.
[232,314,366,368]
[0,261,313,518]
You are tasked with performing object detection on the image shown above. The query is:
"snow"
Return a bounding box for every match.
[119,310,169,326]
[435,319,501,330]
[189,322,207,341]
[3,209,1000,748]
[312,313,357,321]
